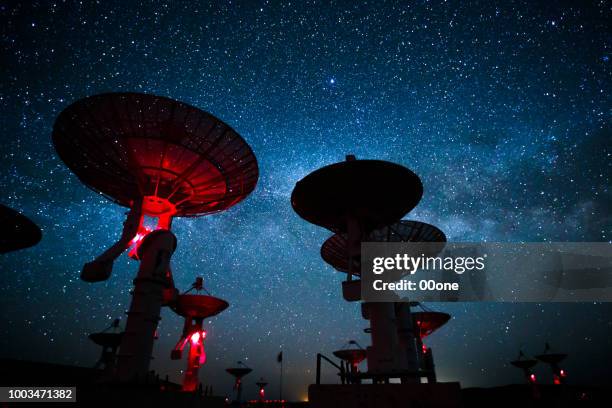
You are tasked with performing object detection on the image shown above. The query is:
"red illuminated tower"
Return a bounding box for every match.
[170,277,229,392]
[0,204,42,253]
[255,377,268,402]
[510,352,538,385]
[412,308,451,383]
[52,93,258,383]
[535,343,568,385]
[333,341,367,383]
[226,362,253,403]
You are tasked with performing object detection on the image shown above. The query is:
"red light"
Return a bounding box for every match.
[422,344,428,353]
[529,374,536,383]
[189,330,206,345]
[560,369,566,377]
[182,330,207,391]
[259,388,265,398]
[128,226,153,258]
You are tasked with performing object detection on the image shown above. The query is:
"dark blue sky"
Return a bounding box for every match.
[0,0,610,401]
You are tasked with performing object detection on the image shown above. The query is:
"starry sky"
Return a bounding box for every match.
[0,0,611,402]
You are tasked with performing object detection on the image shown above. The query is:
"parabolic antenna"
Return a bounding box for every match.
[226,367,253,379]
[321,220,446,274]
[333,340,367,382]
[412,311,451,338]
[52,93,258,218]
[172,294,229,319]
[369,220,446,243]
[226,362,253,402]
[291,157,422,233]
[510,359,538,370]
[0,204,42,253]
[333,349,367,365]
[169,277,229,392]
[256,377,268,401]
[88,332,123,348]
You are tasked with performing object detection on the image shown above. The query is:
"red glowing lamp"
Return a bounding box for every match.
[127,225,153,259]
[171,278,229,392]
[291,158,423,234]
[256,378,268,402]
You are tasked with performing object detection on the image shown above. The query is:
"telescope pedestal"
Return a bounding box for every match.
[395,303,419,383]
[116,230,177,382]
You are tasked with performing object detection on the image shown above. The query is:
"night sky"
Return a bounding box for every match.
[1,0,611,402]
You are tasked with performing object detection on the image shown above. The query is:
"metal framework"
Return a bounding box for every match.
[321,220,446,274]
[52,93,258,217]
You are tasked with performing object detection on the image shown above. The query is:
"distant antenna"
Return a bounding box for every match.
[255,377,268,402]
[321,220,446,275]
[333,341,367,383]
[226,362,253,403]
[88,319,123,374]
[170,277,229,392]
[510,349,539,398]
[0,204,42,253]
[535,343,568,385]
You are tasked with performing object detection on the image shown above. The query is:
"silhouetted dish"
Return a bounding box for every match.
[53,93,258,217]
[292,159,422,233]
[0,204,42,253]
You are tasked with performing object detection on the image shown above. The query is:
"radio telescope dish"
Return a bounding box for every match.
[321,220,446,274]
[172,294,229,319]
[412,311,451,339]
[291,157,422,233]
[53,93,258,218]
[0,204,42,253]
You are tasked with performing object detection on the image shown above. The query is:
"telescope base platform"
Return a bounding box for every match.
[308,382,461,408]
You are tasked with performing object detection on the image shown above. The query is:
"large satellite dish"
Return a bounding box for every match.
[321,220,446,274]
[53,92,258,218]
[291,157,422,233]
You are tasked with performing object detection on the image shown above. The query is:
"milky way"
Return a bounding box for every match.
[0,1,610,401]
